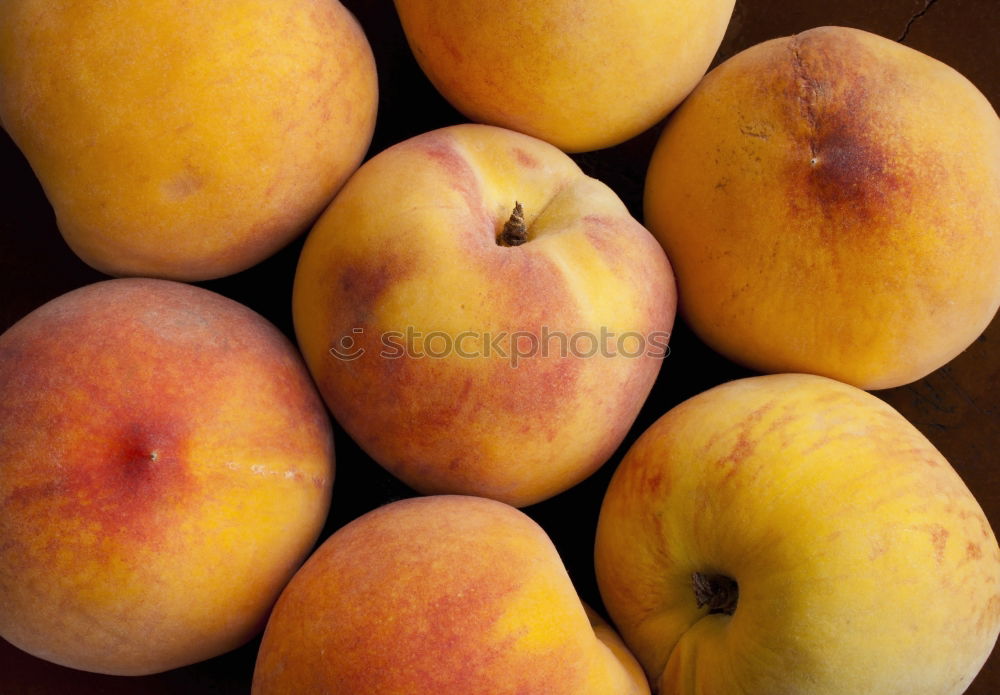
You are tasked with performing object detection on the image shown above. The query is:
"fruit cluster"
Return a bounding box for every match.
[1,1,998,694]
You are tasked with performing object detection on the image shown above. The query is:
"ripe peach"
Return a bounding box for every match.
[293,123,676,507]
[394,0,735,152]
[596,373,1000,694]
[0,279,334,675]
[644,26,1000,389]
[0,0,377,280]
[252,495,649,694]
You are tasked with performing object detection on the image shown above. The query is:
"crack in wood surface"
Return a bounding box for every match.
[898,0,941,43]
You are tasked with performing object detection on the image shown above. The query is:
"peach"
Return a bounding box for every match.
[595,373,1000,694]
[0,279,334,675]
[393,0,735,152]
[252,495,649,694]
[0,0,377,280]
[292,123,676,507]
[644,26,1000,389]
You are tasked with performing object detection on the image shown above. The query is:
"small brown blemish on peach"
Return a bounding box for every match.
[722,431,754,470]
[512,147,539,169]
[928,524,949,564]
[337,252,415,329]
[646,471,664,492]
[967,542,983,561]
[582,218,618,255]
[341,262,394,310]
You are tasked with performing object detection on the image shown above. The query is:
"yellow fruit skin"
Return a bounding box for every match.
[293,123,676,507]
[394,0,735,152]
[0,279,334,675]
[644,26,1000,389]
[0,0,378,280]
[596,373,1000,695]
[252,495,650,695]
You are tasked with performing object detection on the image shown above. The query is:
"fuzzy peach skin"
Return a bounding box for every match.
[252,495,650,695]
[644,26,1000,390]
[292,123,676,507]
[595,373,1000,695]
[0,0,377,281]
[393,0,734,152]
[0,279,334,675]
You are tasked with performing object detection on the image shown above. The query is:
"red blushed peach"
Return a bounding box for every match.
[252,495,649,694]
[293,123,676,507]
[0,279,334,675]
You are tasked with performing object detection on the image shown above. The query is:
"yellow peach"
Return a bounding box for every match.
[0,0,377,280]
[596,373,1000,694]
[644,26,1000,389]
[394,0,735,152]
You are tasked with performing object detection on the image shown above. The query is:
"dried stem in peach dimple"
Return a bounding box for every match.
[498,201,527,247]
[692,571,739,616]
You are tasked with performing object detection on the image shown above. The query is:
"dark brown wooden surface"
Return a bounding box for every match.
[1,0,997,692]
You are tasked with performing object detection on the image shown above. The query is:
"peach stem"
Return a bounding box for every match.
[497,201,527,247]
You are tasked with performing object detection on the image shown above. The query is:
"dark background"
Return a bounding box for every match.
[1,0,998,692]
